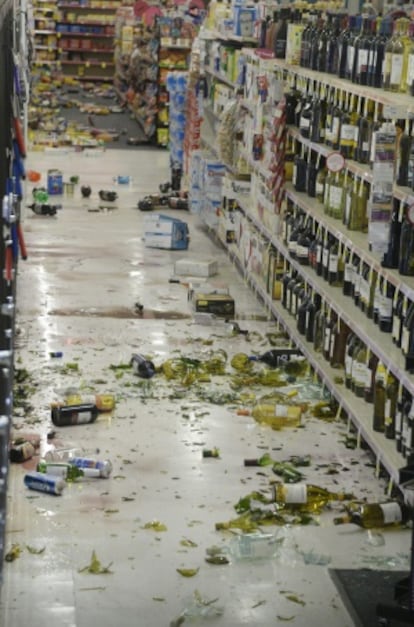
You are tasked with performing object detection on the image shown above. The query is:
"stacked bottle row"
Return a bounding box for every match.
[283,200,414,368]
[287,139,414,275]
[276,255,414,460]
[257,7,414,96]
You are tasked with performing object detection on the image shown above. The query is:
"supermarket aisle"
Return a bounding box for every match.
[0,147,410,627]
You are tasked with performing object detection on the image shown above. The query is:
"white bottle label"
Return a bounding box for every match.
[300,116,310,129]
[282,483,307,504]
[288,239,297,254]
[358,49,368,72]
[322,248,329,267]
[390,54,403,85]
[274,404,288,417]
[347,45,355,75]
[379,297,392,318]
[296,245,309,258]
[393,315,401,341]
[401,326,410,354]
[331,118,340,142]
[353,362,367,386]
[407,53,414,89]
[379,502,402,524]
[316,244,322,263]
[324,328,331,352]
[384,398,392,424]
[329,254,338,273]
[75,412,94,424]
[340,124,356,142]
[316,181,324,196]
[344,263,354,283]
[344,194,352,224]
[345,353,351,375]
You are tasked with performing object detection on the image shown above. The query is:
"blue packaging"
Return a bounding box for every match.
[47,169,63,195]
[24,471,66,495]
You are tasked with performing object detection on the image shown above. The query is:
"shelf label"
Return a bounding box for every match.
[326,151,345,173]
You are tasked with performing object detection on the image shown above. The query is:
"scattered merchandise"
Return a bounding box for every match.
[174,258,218,278]
[143,213,189,250]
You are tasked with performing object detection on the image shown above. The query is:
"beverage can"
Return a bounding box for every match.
[24,471,66,495]
[69,457,112,478]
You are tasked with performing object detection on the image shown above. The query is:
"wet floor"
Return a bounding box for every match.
[0,148,411,627]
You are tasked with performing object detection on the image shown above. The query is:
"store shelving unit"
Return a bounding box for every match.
[196,29,414,493]
[55,1,121,81]
[32,0,59,65]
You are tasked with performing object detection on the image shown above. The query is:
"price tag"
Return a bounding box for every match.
[102,63,106,68]
[326,151,345,173]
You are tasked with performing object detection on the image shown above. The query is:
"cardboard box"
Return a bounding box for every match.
[143,214,189,250]
[174,258,218,277]
[194,292,235,317]
[187,281,229,302]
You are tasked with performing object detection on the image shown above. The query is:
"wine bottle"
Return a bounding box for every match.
[244,453,273,467]
[352,341,368,397]
[388,19,405,92]
[52,393,115,412]
[378,280,395,333]
[306,153,318,198]
[293,146,307,193]
[337,15,352,79]
[305,292,321,343]
[344,333,359,389]
[330,317,350,369]
[297,290,309,336]
[333,500,411,528]
[396,122,412,187]
[248,348,301,368]
[406,20,414,95]
[372,361,387,432]
[382,198,403,269]
[9,439,36,463]
[299,87,313,139]
[238,404,302,429]
[395,387,409,453]
[322,308,335,362]
[131,353,156,378]
[355,98,373,164]
[313,303,327,353]
[398,204,414,276]
[384,377,398,439]
[310,89,326,145]
[272,482,354,513]
[369,17,387,88]
[315,161,326,203]
[364,350,378,404]
[51,403,99,427]
[345,15,360,81]
[401,300,414,373]
[37,460,86,481]
[343,248,355,297]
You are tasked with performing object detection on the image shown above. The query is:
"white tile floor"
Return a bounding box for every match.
[0,147,411,627]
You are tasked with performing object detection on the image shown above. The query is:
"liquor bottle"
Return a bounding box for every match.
[131,353,156,378]
[354,15,373,85]
[322,308,335,362]
[378,280,395,333]
[372,361,387,432]
[337,15,352,79]
[52,393,115,412]
[343,248,355,297]
[401,300,414,372]
[348,178,369,232]
[339,94,356,159]
[305,292,321,343]
[355,98,373,164]
[333,500,411,528]
[313,303,327,353]
[315,162,326,203]
[37,460,86,481]
[248,349,301,368]
[299,88,313,139]
[326,14,342,74]
[237,404,302,429]
[51,403,99,427]
[310,90,326,144]
[345,15,359,81]
[384,376,399,439]
[343,175,357,229]
[388,19,405,92]
[382,198,403,269]
[281,271,294,309]
[368,17,387,88]
[382,21,396,90]
[396,121,412,187]
[300,13,315,68]
[274,7,289,59]
[398,204,414,276]
[293,146,307,193]
[296,221,313,265]
[330,317,350,369]
[364,350,378,404]
[272,482,354,513]
[344,333,359,389]
[309,16,323,71]
[297,290,309,335]
[352,341,368,397]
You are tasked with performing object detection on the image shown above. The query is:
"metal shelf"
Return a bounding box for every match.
[56,31,113,38]
[235,192,414,402]
[209,209,406,484]
[204,65,239,89]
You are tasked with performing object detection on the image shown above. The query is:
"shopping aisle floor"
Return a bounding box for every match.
[0,148,410,627]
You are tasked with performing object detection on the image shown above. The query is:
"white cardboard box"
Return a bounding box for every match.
[174,258,218,277]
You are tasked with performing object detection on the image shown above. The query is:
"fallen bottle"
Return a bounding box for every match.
[51,403,99,426]
[131,353,155,378]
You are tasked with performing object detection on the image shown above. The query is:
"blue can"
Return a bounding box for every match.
[24,471,66,495]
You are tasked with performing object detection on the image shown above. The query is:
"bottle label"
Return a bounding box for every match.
[407,54,414,89]
[401,326,410,354]
[392,315,401,341]
[344,263,354,283]
[331,118,340,142]
[364,366,372,388]
[296,245,309,259]
[395,410,402,434]
[379,297,392,318]
[345,353,351,375]
[305,310,310,330]
[358,49,368,73]
[74,412,95,424]
[344,194,352,224]
[329,254,338,273]
[316,244,322,264]
[379,502,402,524]
[324,328,331,352]
[274,404,288,417]
[340,124,356,145]
[347,45,355,75]
[322,248,329,267]
[316,181,324,196]
[353,362,367,386]
[282,483,307,504]
[384,399,392,424]
[288,239,297,254]
[300,116,311,130]
[390,53,403,85]
[329,186,342,209]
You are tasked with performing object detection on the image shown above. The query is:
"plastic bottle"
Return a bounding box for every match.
[51,403,99,426]
[131,353,155,378]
